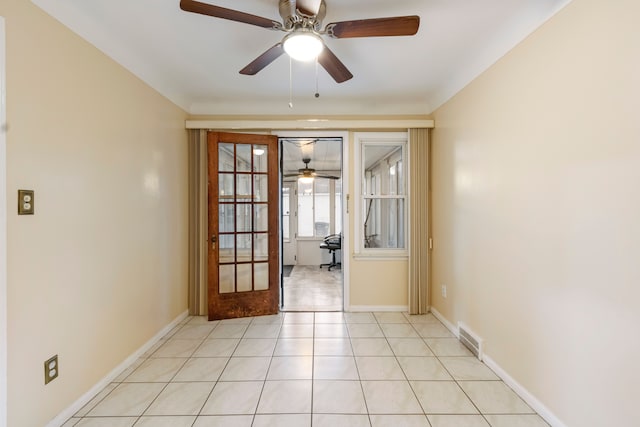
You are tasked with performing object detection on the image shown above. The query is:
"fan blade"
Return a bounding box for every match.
[180,0,279,29]
[240,43,285,75]
[318,46,353,83]
[316,174,340,180]
[296,0,322,16]
[326,16,420,38]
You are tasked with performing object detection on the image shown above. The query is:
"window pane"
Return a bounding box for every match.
[397,160,404,195]
[254,175,268,202]
[236,204,251,232]
[254,263,269,291]
[254,204,268,232]
[253,145,268,172]
[218,143,234,172]
[219,235,235,263]
[254,234,268,261]
[236,144,252,172]
[314,178,330,237]
[219,265,235,294]
[219,204,234,233]
[237,264,252,292]
[219,173,234,199]
[389,164,397,195]
[363,145,403,196]
[237,234,252,262]
[236,175,251,201]
[297,180,314,237]
[363,198,405,249]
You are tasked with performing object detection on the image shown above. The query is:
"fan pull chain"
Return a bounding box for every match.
[289,56,293,109]
[315,58,320,98]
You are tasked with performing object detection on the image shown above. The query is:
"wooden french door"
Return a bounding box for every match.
[208,132,279,320]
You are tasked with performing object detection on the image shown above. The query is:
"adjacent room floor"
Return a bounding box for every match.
[281,265,343,312]
[63,312,549,427]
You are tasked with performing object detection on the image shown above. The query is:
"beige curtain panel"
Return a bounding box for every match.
[188,129,208,316]
[408,128,431,315]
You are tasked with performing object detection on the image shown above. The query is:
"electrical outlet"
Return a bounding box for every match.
[441,284,447,298]
[18,190,35,215]
[44,355,58,385]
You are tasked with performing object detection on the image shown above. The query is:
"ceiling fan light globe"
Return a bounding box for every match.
[299,176,315,184]
[283,32,324,62]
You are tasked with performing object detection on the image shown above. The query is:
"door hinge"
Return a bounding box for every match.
[428,237,433,250]
[294,255,297,261]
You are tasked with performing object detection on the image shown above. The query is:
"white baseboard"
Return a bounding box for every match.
[45,310,189,427]
[428,307,566,427]
[348,305,408,312]
[429,307,459,338]
[483,354,568,427]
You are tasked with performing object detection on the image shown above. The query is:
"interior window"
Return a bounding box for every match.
[358,136,407,253]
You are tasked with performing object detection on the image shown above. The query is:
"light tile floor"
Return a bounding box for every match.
[63,312,550,427]
[282,266,343,311]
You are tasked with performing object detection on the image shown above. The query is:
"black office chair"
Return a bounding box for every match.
[320,233,341,271]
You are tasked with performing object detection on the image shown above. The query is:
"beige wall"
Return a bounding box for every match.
[1,1,189,426]
[349,260,408,307]
[431,0,640,426]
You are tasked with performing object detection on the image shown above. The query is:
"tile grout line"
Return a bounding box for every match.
[133,319,210,425]
[392,314,434,426]
[309,312,315,427]
[189,319,238,426]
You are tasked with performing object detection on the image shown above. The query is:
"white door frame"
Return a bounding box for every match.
[1,16,8,427]
[281,181,297,265]
[275,130,350,311]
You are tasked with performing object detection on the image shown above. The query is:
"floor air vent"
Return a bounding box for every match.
[458,322,483,360]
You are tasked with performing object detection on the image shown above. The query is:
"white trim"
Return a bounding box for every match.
[45,310,189,427]
[429,307,459,338]
[429,307,567,427]
[0,17,7,427]
[187,119,434,131]
[483,354,569,427]
[348,305,408,313]
[275,130,350,312]
[352,255,409,261]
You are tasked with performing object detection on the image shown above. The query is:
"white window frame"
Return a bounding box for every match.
[354,132,408,258]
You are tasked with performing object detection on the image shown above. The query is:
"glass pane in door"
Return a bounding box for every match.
[237,264,252,292]
[236,144,252,172]
[254,263,269,291]
[219,265,235,294]
[253,145,268,172]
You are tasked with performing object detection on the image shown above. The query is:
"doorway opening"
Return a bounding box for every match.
[280,137,343,312]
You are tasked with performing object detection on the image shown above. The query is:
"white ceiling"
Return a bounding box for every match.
[32,0,570,116]
[281,138,342,174]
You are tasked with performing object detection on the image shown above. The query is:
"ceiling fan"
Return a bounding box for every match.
[284,157,340,181]
[179,0,420,83]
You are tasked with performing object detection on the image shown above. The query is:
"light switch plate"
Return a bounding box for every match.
[18,190,34,215]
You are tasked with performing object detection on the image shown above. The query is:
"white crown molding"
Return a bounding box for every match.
[185,119,434,130]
